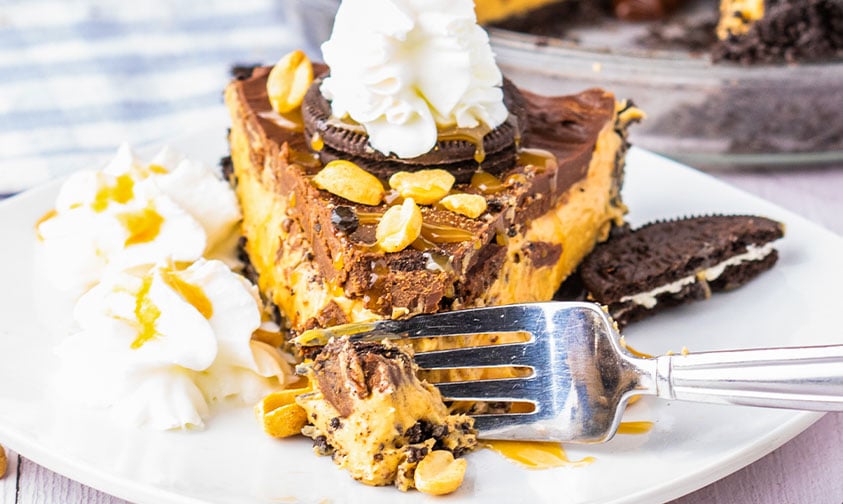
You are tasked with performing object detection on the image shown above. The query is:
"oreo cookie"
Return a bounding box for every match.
[580,215,785,327]
[302,76,528,183]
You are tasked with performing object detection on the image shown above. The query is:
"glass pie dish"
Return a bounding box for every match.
[284,0,843,169]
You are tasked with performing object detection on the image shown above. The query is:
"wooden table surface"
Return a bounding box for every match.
[1,165,842,503]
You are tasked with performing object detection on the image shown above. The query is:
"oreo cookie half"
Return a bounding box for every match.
[580,215,785,327]
[302,76,528,182]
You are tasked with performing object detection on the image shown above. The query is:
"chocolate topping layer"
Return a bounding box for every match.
[228,66,620,327]
[302,71,529,182]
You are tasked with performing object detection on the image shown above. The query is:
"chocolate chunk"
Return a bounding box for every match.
[331,206,359,234]
[220,155,234,185]
[313,435,332,455]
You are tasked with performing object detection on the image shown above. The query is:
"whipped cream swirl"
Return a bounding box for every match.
[37,144,240,293]
[55,259,294,430]
[320,0,509,159]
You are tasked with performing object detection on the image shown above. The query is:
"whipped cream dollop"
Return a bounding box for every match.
[37,144,241,294]
[55,259,294,430]
[320,0,509,159]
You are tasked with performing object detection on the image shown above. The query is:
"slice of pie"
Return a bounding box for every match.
[224,63,640,334]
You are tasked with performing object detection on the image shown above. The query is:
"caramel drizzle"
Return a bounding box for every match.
[436,123,492,164]
[470,171,505,194]
[258,109,304,133]
[486,422,653,469]
[357,211,474,244]
[617,421,654,435]
[310,132,324,152]
[485,441,594,469]
[517,148,557,171]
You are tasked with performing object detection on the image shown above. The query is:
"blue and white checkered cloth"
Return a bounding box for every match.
[0,0,304,195]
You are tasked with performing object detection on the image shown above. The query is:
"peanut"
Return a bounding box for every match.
[255,387,310,438]
[376,198,422,252]
[413,450,467,495]
[266,50,313,114]
[439,193,487,219]
[0,443,7,479]
[312,160,385,206]
[388,169,455,205]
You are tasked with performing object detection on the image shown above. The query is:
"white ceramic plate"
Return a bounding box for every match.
[1,131,841,504]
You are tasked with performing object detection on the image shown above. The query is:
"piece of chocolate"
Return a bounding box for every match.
[580,215,785,327]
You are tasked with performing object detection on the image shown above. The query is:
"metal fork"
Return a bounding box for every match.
[296,301,843,443]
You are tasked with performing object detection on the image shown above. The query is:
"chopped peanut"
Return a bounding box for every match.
[256,387,310,438]
[0,443,6,479]
[312,160,385,206]
[414,450,467,495]
[440,193,487,219]
[376,198,422,252]
[266,50,314,114]
[388,169,455,205]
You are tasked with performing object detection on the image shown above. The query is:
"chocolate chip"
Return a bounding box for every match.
[220,155,233,182]
[230,63,260,81]
[313,435,332,455]
[405,422,424,444]
[406,446,429,463]
[487,199,504,213]
[271,303,283,325]
[431,424,448,440]
[329,417,342,431]
[330,206,359,234]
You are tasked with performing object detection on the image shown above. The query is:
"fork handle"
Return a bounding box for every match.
[652,344,843,411]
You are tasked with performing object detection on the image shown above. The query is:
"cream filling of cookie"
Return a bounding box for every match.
[619,242,774,309]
